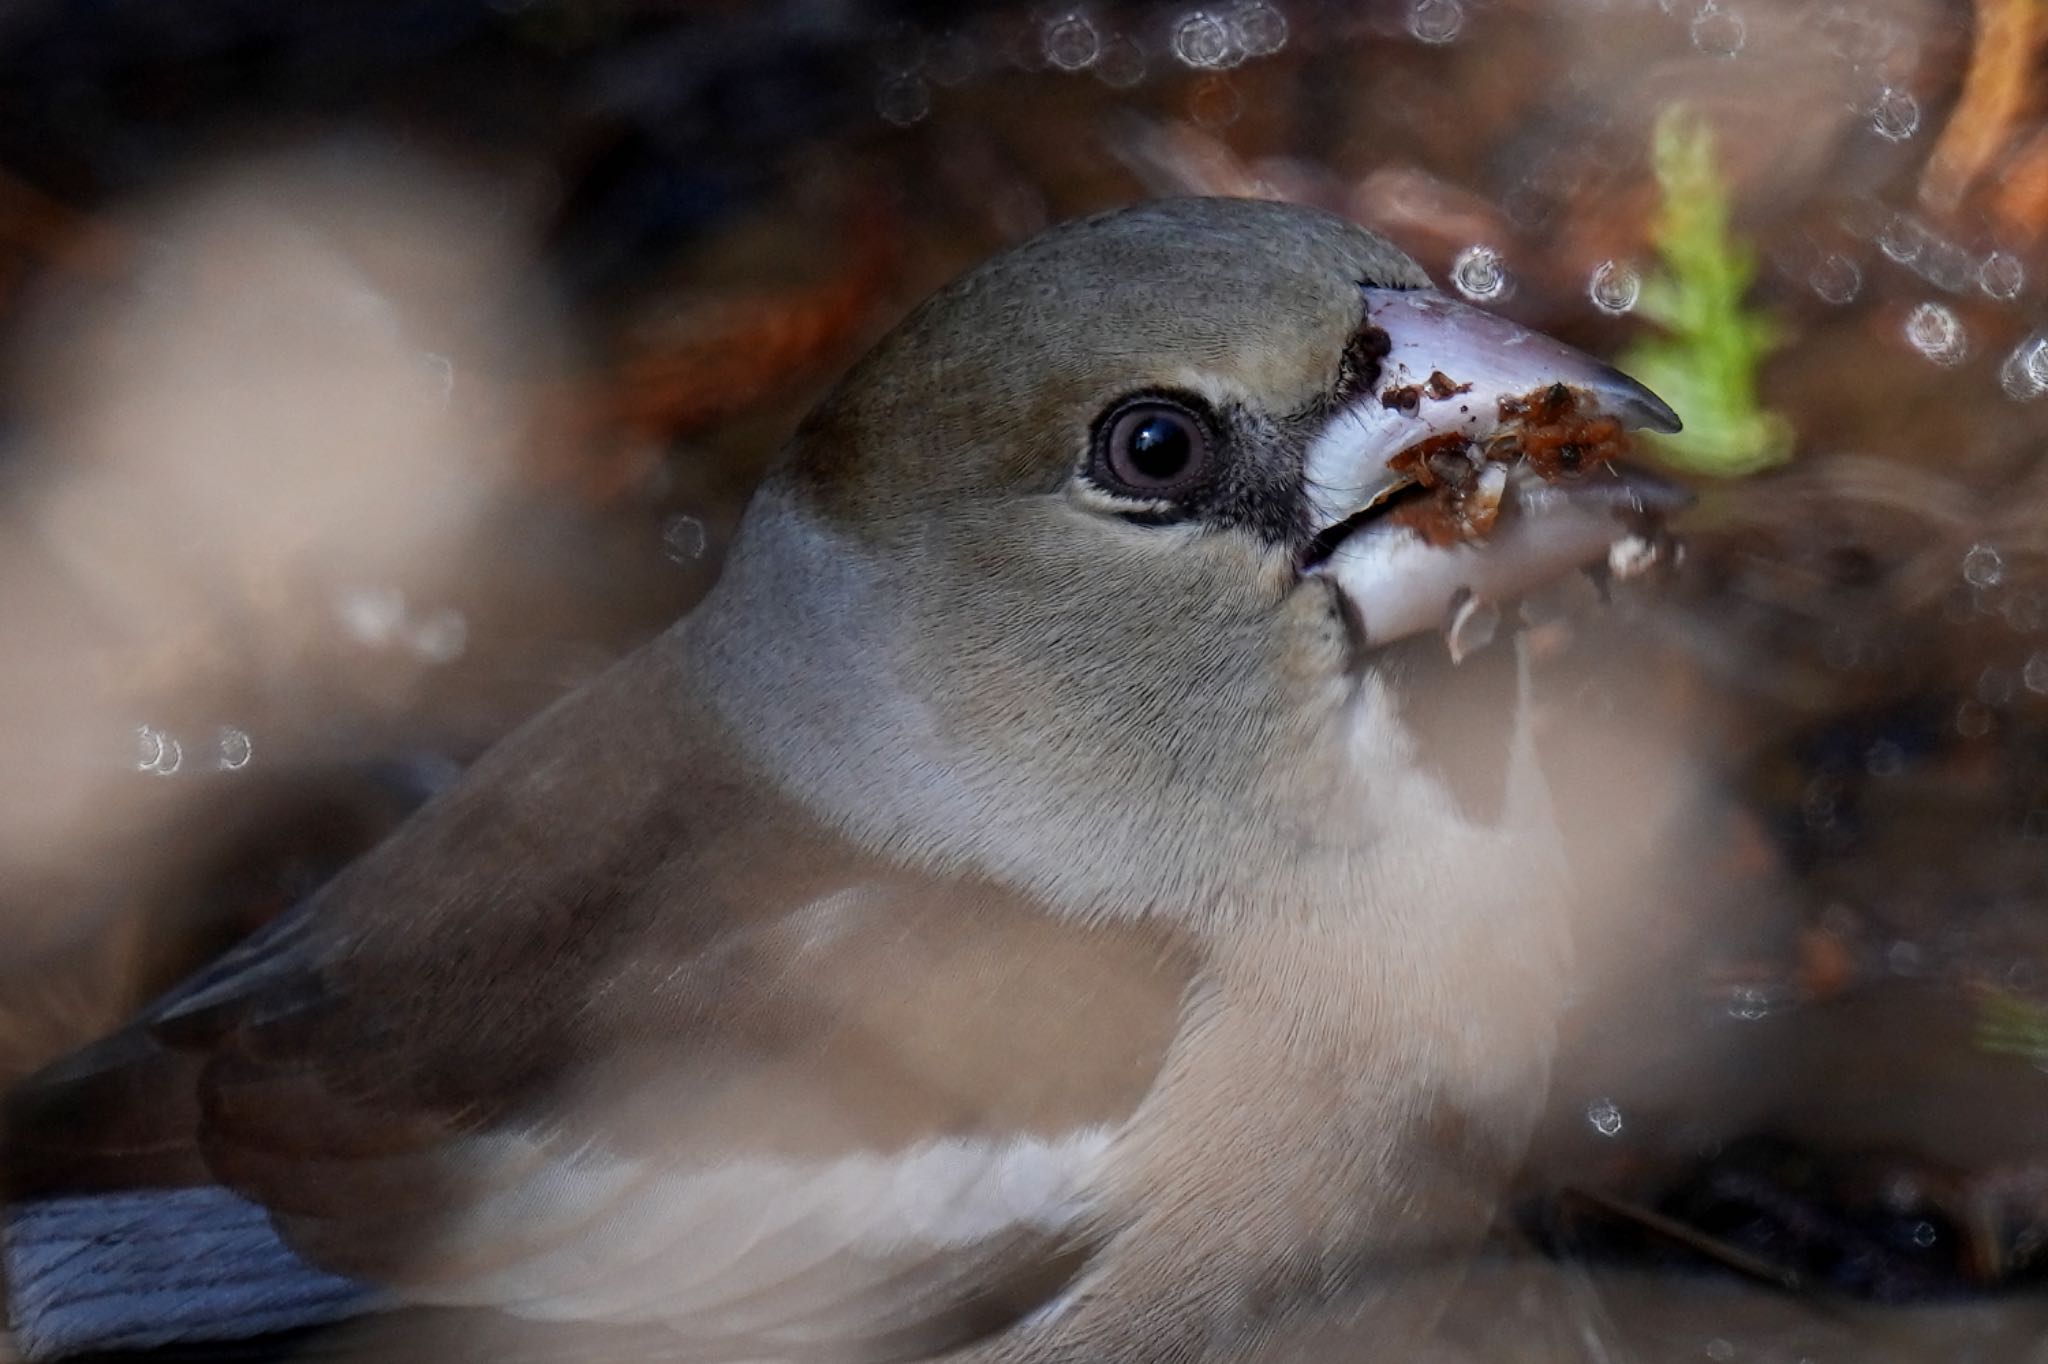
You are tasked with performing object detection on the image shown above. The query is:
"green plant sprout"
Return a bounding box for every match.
[1620,105,1794,477]
[1974,987,2048,1069]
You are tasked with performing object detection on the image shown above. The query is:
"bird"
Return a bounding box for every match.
[0,196,1680,1364]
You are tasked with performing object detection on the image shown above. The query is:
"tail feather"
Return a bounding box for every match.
[4,1188,382,1360]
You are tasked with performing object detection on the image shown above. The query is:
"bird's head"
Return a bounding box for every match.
[694,198,1680,928]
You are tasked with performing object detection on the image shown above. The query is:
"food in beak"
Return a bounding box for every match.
[1302,288,1688,655]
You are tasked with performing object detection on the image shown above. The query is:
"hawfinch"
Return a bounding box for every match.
[4,197,1679,1363]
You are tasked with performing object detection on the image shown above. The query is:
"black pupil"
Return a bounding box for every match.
[1125,414,1192,481]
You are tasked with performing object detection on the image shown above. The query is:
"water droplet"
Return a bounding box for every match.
[1187,74,1243,128]
[1172,11,1236,68]
[876,75,930,126]
[2028,653,2048,695]
[1881,1172,1925,1209]
[1955,700,1994,738]
[1809,253,1861,304]
[136,725,183,777]
[1588,260,1640,314]
[2001,335,2048,401]
[1903,301,1966,365]
[409,608,468,664]
[1407,0,1465,44]
[1918,237,1976,293]
[1451,245,1509,301]
[1979,665,2016,705]
[1910,1220,1939,1247]
[1865,739,1905,776]
[1878,214,1927,264]
[1230,1,1288,56]
[1725,983,1785,1021]
[1887,939,1925,975]
[1094,33,1148,86]
[1963,542,2005,588]
[1585,1097,1624,1137]
[1042,13,1100,71]
[217,727,253,772]
[661,514,709,564]
[1690,5,1746,56]
[1704,1339,1735,1363]
[337,586,407,646]
[1979,250,2025,300]
[1869,86,1919,141]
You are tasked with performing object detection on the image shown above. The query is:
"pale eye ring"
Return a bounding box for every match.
[1093,398,1212,496]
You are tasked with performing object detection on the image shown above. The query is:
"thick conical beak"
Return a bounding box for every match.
[1302,287,1686,650]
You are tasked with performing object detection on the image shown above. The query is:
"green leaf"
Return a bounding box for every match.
[1619,105,1793,478]
[1975,988,2048,1068]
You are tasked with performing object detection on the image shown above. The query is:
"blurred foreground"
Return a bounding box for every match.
[3,0,2048,1359]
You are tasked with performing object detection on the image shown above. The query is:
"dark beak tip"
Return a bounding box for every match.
[1640,400,1684,436]
[1589,362,1682,435]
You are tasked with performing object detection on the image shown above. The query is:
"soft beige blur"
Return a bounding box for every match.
[0,147,563,1039]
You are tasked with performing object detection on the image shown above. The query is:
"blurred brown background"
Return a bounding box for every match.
[3,0,2048,1358]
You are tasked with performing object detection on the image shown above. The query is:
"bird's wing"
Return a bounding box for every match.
[7,870,1192,1361]
[3,658,1197,1361]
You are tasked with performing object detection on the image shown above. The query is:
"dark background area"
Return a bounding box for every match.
[3,1,2048,1357]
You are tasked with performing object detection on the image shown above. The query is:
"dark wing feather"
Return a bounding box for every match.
[4,650,1195,1360]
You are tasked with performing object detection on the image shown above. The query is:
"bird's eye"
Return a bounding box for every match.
[1094,399,1212,497]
